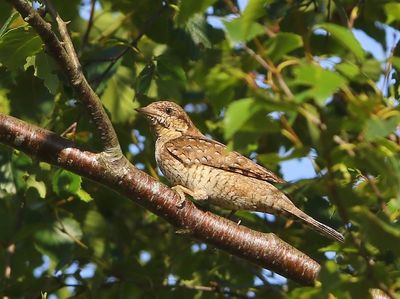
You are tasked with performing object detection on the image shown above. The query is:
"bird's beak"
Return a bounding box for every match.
[135,107,145,114]
[135,106,159,122]
[135,106,152,116]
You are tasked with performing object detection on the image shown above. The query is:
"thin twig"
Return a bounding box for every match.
[169,281,249,299]
[228,10,294,99]
[243,45,273,73]
[43,0,80,70]
[363,174,390,216]
[3,244,15,279]
[92,1,168,88]
[60,122,77,138]
[80,0,96,52]
[54,208,89,250]
[279,115,303,147]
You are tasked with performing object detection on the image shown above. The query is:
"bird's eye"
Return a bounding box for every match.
[165,107,173,115]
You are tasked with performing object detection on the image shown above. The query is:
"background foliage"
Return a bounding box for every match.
[0,0,400,298]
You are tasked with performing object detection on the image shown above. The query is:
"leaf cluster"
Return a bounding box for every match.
[0,0,400,297]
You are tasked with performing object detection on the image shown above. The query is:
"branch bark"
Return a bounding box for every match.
[0,113,320,285]
[3,0,321,286]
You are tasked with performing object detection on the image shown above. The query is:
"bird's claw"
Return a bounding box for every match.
[172,185,187,209]
[176,199,186,209]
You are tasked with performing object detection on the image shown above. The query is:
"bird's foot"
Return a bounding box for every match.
[171,185,208,209]
[171,185,187,208]
[175,228,193,235]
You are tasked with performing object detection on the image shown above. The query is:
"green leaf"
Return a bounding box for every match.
[315,23,364,61]
[391,56,400,70]
[224,17,264,43]
[102,66,138,123]
[365,116,399,141]
[265,32,303,62]
[335,62,360,79]
[26,174,46,199]
[0,88,10,114]
[0,11,19,37]
[184,14,212,48]
[205,64,243,112]
[32,52,59,94]
[352,206,400,253]
[52,169,93,202]
[293,64,347,104]
[25,52,59,95]
[76,188,93,202]
[223,98,263,139]
[0,150,16,198]
[52,169,81,196]
[136,62,156,95]
[0,26,42,70]
[360,59,381,81]
[384,3,400,24]
[240,0,266,38]
[156,54,187,85]
[35,218,82,245]
[176,0,217,25]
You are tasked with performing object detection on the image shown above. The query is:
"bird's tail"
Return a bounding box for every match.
[283,206,345,243]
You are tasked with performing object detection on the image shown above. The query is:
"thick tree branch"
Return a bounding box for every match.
[4,0,321,286]
[0,113,320,285]
[6,0,121,157]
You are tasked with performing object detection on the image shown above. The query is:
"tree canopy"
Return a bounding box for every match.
[0,0,400,298]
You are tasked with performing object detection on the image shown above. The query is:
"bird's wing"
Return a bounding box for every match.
[165,135,285,184]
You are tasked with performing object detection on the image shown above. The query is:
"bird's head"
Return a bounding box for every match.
[136,101,201,138]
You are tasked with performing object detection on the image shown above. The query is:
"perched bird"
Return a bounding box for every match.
[136,101,344,243]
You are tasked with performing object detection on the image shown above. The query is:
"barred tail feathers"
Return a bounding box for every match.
[284,206,344,243]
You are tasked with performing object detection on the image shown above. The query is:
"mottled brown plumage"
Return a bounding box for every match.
[136,101,344,242]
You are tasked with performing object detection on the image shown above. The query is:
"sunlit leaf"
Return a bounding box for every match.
[32,52,59,95]
[176,0,217,25]
[360,59,381,81]
[76,188,93,203]
[0,26,42,70]
[240,0,266,38]
[0,11,19,37]
[365,116,399,141]
[102,66,138,123]
[384,3,400,24]
[136,62,156,95]
[293,63,347,104]
[52,169,81,196]
[223,98,263,139]
[315,23,364,61]
[156,54,187,85]
[265,32,303,62]
[184,14,212,48]
[224,17,264,43]
[352,206,400,253]
[0,88,10,114]
[35,218,82,245]
[26,174,46,199]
